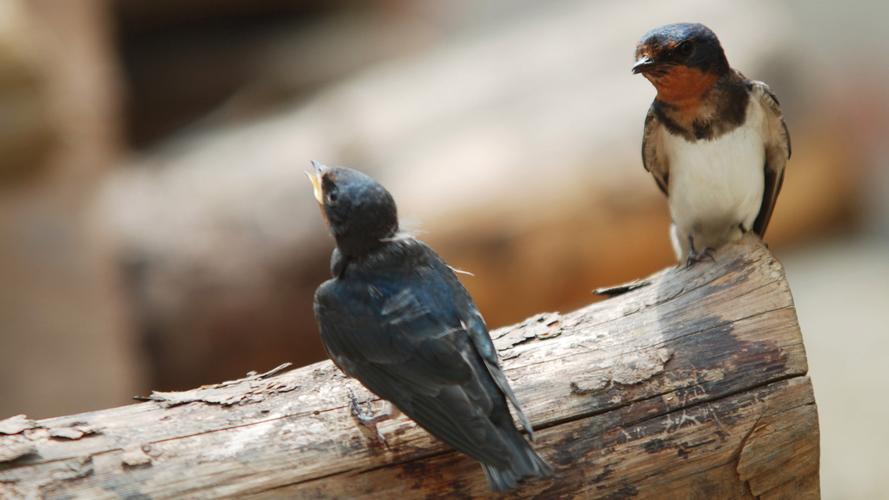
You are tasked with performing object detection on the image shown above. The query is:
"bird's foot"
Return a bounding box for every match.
[684,247,716,267]
[683,234,716,267]
[348,389,398,448]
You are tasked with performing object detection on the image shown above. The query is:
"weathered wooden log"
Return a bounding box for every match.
[0,236,819,498]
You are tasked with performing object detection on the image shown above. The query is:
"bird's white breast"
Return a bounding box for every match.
[665,99,766,238]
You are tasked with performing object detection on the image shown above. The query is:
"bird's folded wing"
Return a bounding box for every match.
[749,80,791,236]
[316,281,514,466]
[422,252,536,437]
[460,313,534,437]
[642,105,671,196]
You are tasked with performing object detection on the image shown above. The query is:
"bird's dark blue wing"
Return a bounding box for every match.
[421,251,535,437]
[313,241,530,468]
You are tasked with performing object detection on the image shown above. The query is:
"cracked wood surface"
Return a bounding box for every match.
[0,235,819,499]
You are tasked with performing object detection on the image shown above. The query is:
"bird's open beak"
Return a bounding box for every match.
[632,55,655,74]
[305,160,325,204]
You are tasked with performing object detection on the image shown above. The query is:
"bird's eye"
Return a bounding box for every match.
[676,41,694,57]
[326,190,338,205]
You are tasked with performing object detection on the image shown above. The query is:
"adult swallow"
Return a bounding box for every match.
[633,23,791,263]
[308,162,551,491]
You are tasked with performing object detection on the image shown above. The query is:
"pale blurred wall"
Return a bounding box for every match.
[0,0,145,419]
[777,3,889,497]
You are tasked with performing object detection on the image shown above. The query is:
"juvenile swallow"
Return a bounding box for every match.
[633,23,791,263]
[308,162,551,491]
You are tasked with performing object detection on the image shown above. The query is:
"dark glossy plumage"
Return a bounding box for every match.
[310,164,551,491]
[635,23,729,75]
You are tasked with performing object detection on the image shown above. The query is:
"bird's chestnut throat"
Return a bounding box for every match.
[647,66,720,112]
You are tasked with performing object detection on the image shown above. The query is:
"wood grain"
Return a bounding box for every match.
[0,235,819,499]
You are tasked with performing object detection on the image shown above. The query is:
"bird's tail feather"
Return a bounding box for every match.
[481,431,552,491]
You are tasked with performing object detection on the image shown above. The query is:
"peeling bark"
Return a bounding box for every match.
[121,446,153,468]
[0,438,35,463]
[47,424,101,440]
[0,416,37,436]
[137,363,298,408]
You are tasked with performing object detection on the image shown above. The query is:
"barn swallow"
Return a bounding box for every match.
[633,23,791,264]
[308,162,551,491]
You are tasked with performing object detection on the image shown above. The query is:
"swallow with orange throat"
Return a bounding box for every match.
[633,23,791,264]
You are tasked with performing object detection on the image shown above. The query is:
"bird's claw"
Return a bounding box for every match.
[684,234,715,267]
[348,389,391,448]
[685,247,716,267]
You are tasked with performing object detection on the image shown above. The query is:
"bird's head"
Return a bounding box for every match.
[633,23,729,104]
[306,161,398,258]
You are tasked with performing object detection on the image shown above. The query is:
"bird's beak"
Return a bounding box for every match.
[632,55,655,74]
[305,160,325,204]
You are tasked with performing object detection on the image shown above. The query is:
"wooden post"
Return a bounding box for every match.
[0,235,819,499]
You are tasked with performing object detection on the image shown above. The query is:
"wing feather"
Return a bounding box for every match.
[749,80,791,236]
[642,105,670,196]
[423,254,535,437]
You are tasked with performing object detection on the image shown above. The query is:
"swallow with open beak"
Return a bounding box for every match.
[307,162,552,491]
[633,23,791,264]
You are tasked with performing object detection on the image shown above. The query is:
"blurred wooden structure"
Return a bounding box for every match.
[0,0,144,419]
[104,0,865,392]
[0,237,819,498]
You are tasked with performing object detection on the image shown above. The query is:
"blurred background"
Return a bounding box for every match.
[0,0,886,497]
